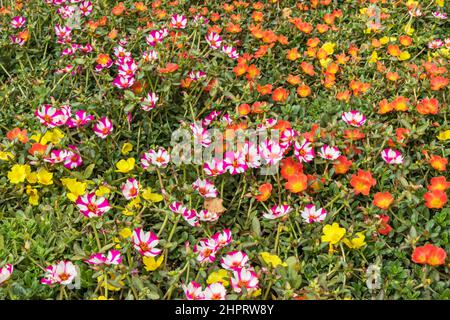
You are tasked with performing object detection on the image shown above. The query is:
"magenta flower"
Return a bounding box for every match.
[170,14,187,29]
[263,204,292,220]
[205,32,222,49]
[301,204,327,223]
[11,16,26,28]
[381,148,404,164]
[93,116,113,139]
[35,104,69,128]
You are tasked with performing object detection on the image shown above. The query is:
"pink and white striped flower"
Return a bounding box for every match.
[140,147,170,169]
[146,30,165,46]
[57,5,76,19]
[301,204,327,223]
[10,35,25,46]
[182,281,205,300]
[222,45,239,59]
[205,32,222,49]
[54,24,72,43]
[224,151,248,175]
[203,158,226,176]
[141,92,159,111]
[132,228,161,257]
[142,50,159,63]
[113,46,131,61]
[381,148,404,164]
[78,1,93,16]
[35,104,68,128]
[318,144,341,161]
[342,110,366,127]
[194,238,218,263]
[93,116,113,139]
[0,264,13,285]
[432,11,447,20]
[170,202,200,227]
[85,250,122,266]
[202,110,222,127]
[263,204,292,220]
[170,14,187,29]
[260,139,284,166]
[192,178,218,198]
[212,229,232,248]
[204,283,227,300]
[41,261,78,286]
[230,268,259,294]
[188,70,207,81]
[121,178,140,200]
[113,75,135,89]
[118,58,138,79]
[190,122,211,147]
[428,39,444,49]
[280,128,298,149]
[66,110,94,128]
[294,138,315,163]
[220,251,249,271]
[44,149,70,164]
[11,16,26,28]
[76,192,111,218]
[64,145,83,169]
[243,142,261,169]
[196,209,220,222]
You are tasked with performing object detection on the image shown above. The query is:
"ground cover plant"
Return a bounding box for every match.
[0,0,449,300]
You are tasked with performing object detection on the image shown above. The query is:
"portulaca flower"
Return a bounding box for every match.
[301,204,327,223]
[381,148,404,164]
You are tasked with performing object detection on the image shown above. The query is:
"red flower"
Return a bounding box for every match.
[280,158,303,180]
[7,127,28,143]
[333,156,352,174]
[427,176,450,192]
[416,98,439,115]
[423,190,448,209]
[377,214,393,235]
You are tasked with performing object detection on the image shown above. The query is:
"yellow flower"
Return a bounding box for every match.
[260,252,287,268]
[141,188,164,202]
[42,129,65,145]
[97,273,125,291]
[319,58,332,68]
[398,51,410,61]
[251,288,262,297]
[206,269,230,287]
[0,151,14,161]
[122,208,135,216]
[369,51,379,63]
[95,185,110,197]
[115,158,135,173]
[61,178,87,201]
[119,227,132,239]
[36,168,53,185]
[121,142,133,155]
[143,255,164,271]
[26,171,38,184]
[343,232,367,249]
[436,0,444,7]
[92,296,113,300]
[321,42,335,55]
[437,130,450,141]
[321,223,346,245]
[380,36,389,45]
[404,24,414,35]
[26,185,39,206]
[7,164,30,184]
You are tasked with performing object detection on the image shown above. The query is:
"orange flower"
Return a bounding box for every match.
[233,63,248,77]
[378,99,393,114]
[257,84,272,95]
[158,63,179,74]
[386,72,399,82]
[286,48,301,61]
[281,158,303,180]
[350,170,376,196]
[29,143,47,156]
[343,129,365,141]
[429,155,447,171]
[287,74,301,85]
[336,90,351,102]
[7,128,28,143]
[285,173,308,193]
[246,64,260,80]
[427,176,450,192]
[251,101,267,114]
[237,104,251,117]
[430,76,448,91]
[96,54,111,65]
[112,2,125,15]
[416,98,439,115]
[333,156,352,174]
[272,87,289,103]
[297,85,311,97]
[377,214,392,235]
[412,244,447,266]
[255,183,272,202]
[306,37,320,48]
[387,44,401,57]
[373,192,394,210]
[399,35,412,46]
[396,128,410,142]
[424,190,448,209]
[391,96,409,112]
[301,62,315,76]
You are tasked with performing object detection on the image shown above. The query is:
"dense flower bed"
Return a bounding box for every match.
[0,0,449,300]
